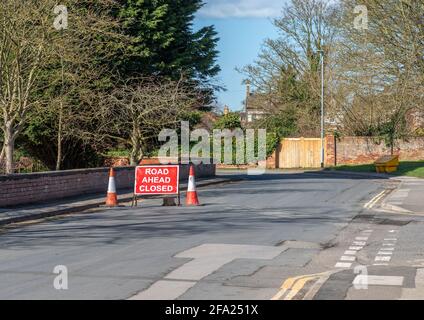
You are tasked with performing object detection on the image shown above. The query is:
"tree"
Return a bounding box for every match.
[18,0,130,171]
[213,113,242,130]
[92,76,203,165]
[117,0,221,97]
[0,0,55,174]
[333,0,424,151]
[240,0,338,136]
[11,0,220,172]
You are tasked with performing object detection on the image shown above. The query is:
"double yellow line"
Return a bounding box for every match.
[364,190,389,209]
[271,273,327,300]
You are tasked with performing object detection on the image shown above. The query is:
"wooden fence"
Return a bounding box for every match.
[277,138,322,168]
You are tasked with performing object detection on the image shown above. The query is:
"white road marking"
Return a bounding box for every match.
[396,189,410,195]
[130,243,286,300]
[341,256,356,262]
[335,262,352,268]
[372,229,398,266]
[344,250,357,255]
[373,263,389,266]
[377,251,393,255]
[375,256,392,262]
[166,244,284,281]
[355,237,369,241]
[353,241,366,246]
[353,275,404,286]
[335,231,374,272]
[129,280,196,300]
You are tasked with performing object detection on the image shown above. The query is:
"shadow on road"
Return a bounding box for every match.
[0,170,382,249]
[217,170,390,182]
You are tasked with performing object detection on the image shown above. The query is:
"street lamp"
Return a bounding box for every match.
[54,5,68,171]
[317,50,325,169]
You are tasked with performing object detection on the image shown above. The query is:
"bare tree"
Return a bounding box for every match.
[240,0,339,136]
[88,76,202,165]
[0,0,128,172]
[333,0,424,149]
[0,1,55,173]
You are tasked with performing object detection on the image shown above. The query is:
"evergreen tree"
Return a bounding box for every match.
[118,0,220,85]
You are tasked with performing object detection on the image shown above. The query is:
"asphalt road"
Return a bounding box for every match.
[0,171,423,300]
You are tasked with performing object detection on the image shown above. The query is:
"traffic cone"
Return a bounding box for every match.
[106,167,118,207]
[186,164,200,206]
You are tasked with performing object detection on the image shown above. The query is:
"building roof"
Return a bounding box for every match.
[246,92,272,112]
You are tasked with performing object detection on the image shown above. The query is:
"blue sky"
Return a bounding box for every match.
[194,0,286,111]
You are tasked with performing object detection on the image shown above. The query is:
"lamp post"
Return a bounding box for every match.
[54,5,68,171]
[245,80,250,124]
[317,49,325,168]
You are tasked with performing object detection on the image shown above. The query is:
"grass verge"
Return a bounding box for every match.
[332,161,424,178]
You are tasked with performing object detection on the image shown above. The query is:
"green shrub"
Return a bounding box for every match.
[213,112,242,130]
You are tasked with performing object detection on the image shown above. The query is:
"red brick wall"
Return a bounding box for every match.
[325,136,424,166]
[0,164,216,207]
[266,151,278,169]
[325,135,336,167]
[104,157,130,167]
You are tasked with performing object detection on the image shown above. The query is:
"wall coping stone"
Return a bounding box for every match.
[0,166,135,182]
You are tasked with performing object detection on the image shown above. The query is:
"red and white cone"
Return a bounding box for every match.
[106,167,118,207]
[186,164,200,206]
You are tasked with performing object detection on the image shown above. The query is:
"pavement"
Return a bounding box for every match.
[322,170,424,215]
[380,176,424,215]
[0,169,424,300]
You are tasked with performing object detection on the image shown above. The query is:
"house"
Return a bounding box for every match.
[240,82,270,123]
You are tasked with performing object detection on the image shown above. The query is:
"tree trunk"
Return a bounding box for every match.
[130,140,143,166]
[4,124,15,174]
[130,131,143,166]
[130,147,140,166]
[56,56,65,171]
[130,154,137,166]
[0,144,4,163]
[0,144,4,175]
[56,102,63,171]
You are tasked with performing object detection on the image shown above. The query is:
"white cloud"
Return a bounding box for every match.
[199,0,285,18]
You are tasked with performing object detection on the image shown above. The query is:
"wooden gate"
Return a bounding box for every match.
[277,138,322,168]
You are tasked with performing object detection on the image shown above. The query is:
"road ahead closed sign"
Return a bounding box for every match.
[134,165,180,195]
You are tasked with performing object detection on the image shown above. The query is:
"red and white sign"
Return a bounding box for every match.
[134,165,180,195]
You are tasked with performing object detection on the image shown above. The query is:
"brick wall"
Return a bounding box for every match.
[325,135,424,166]
[104,157,130,167]
[325,135,336,167]
[0,163,215,207]
[266,150,278,169]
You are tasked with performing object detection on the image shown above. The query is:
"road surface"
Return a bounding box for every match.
[1,171,424,300]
